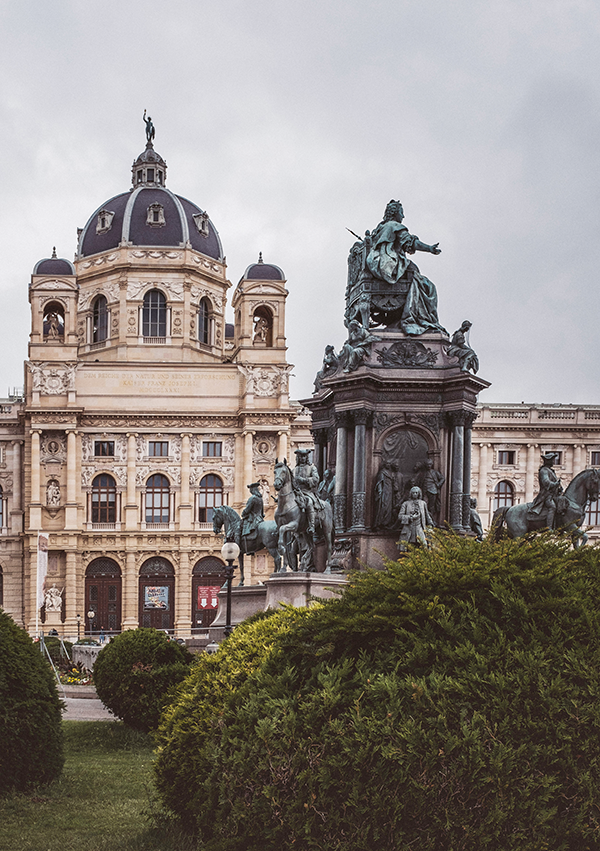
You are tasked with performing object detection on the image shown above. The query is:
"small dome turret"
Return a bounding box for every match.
[33,247,75,276]
[240,252,285,283]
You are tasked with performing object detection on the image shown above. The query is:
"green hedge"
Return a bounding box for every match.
[93,628,192,732]
[154,534,600,851]
[0,610,64,794]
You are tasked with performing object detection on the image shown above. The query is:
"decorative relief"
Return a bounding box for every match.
[81,415,240,429]
[249,300,278,314]
[190,465,234,487]
[248,285,282,294]
[253,434,276,461]
[127,308,137,333]
[0,472,14,493]
[190,285,223,310]
[81,468,95,488]
[41,434,67,462]
[136,466,150,486]
[376,340,439,368]
[130,250,182,260]
[167,466,181,485]
[81,253,118,269]
[113,467,127,487]
[172,309,183,336]
[29,362,77,395]
[189,255,222,274]
[79,281,120,310]
[238,365,279,397]
[34,280,72,291]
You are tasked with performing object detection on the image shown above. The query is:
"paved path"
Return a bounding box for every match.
[62,697,114,721]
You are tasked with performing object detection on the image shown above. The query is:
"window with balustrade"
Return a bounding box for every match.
[145,474,170,523]
[198,474,223,522]
[93,295,108,343]
[142,290,167,338]
[91,474,117,523]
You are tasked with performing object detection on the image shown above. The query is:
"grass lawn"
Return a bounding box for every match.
[0,721,198,851]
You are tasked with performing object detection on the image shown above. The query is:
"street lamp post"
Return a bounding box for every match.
[87,609,95,638]
[220,541,240,638]
[76,613,81,641]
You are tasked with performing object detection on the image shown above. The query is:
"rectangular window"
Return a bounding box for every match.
[592,451,600,466]
[498,450,515,465]
[553,451,563,466]
[147,168,154,182]
[202,441,222,458]
[148,441,169,457]
[94,441,114,457]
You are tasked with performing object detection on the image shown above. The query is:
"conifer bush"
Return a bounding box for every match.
[93,628,192,732]
[154,534,600,851]
[0,610,64,794]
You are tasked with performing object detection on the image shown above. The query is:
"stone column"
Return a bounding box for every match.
[448,412,466,531]
[277,430,289,463]
[477,443,489,519]
[30,429,42,530]
[243,431,255,489]
[334,412,348,532]
[525,444,538,502]
[122,549,138,630]
[65,430,78,529]
[176,549,191,636]
[179,433,192,527]
[462,413,477,529]
[351,411,369,530]
[10,440,23,535]
[573,444,584,477]
[64,550,78,633]
[125,433,138,530]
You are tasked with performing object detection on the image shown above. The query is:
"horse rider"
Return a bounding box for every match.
[292,448,323,535]
[241,482,264,552]
[529,452,565,529]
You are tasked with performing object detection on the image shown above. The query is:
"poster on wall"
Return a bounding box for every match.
[144,585,169,609]
[197,586,220,609]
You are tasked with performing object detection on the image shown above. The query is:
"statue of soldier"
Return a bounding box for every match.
[241,482,265,552]
[470,497,484,541]
[398,486,434,550]
[317,468,335,505]
[528,452,565,529]
[415,459,445,522]
[292,448,322,534]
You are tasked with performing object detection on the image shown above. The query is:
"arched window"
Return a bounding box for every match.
[146,474,170,523]
[198,297,211,345]
[198,474,223,522]
[43,301,65,340]
[585,497,600,527]
[93,295,108,342]
[142,290,167,338]
[494,480,514,510]
[252,306,273,346]
[92,474,117,523]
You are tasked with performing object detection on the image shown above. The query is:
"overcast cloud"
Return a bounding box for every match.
[1,0,599,405]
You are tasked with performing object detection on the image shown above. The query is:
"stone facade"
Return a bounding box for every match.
[472,403,600,541]
[0,139,312,638]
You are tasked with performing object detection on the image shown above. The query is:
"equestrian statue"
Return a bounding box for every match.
[212,482,282,584]
[274,450,334,572]
[493,453,600,547]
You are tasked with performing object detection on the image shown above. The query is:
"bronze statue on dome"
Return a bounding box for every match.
[143,110,155,146]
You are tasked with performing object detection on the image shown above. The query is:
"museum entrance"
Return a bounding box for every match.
[192,556,226,632]
[139,557,175,632]
[85,558,122,636]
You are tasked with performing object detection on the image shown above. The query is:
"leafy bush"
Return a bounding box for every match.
[0,610,64,794]
[154,534,600,851]
[154,607,308,829]
[42,635,73,666]
[93,628,193,732]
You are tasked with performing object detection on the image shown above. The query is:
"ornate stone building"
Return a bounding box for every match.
[472,403,600,541]
[0,134,311,637]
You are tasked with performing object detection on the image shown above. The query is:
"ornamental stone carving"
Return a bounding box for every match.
[238,365,280,397]
[130,250,182,260]
[29,363,77,395]
[253,434,276,461]
[41,434,67,462]
[78,282,120,311]
[190,286,224,310]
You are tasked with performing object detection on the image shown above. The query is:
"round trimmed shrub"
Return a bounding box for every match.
[0,610,64,795]
[154,534,600,851]
[93,628,193,732]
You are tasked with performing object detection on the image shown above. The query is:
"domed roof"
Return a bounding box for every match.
[33,248,75,276]
[76,143,223,261]
[240,253,285,282]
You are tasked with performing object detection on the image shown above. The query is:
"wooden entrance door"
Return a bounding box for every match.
[85,558,122,635]
[139,557,175,632]
[192,556,226,631]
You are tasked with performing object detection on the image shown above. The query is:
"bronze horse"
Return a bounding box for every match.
[212,504,282,584]
[273,459,334,572]
[492,467,600,547]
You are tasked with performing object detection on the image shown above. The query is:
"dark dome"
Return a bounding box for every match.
[77,186,223,261]
[240,253,285,283]
[33,251,75,276]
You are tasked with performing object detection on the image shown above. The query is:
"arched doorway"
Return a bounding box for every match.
[192,556,226,632]
[139,557,175,631]
[85,558,122,636]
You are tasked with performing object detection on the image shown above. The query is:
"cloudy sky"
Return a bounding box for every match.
[1,0,599,405]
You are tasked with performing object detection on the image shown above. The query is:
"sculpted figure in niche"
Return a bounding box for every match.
[46,480,60,507]
[253,314,270,345]
[373,460,400,531]
[398,486,434,550]
[414,459,445,523]
[44,584,64,612]
[46,312,61,339]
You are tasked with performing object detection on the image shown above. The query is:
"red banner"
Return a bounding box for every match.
[197,585,220,609]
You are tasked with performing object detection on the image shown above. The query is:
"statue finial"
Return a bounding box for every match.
[258,252,263,264]
[51,246,57,259]
[143,109,155,147]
